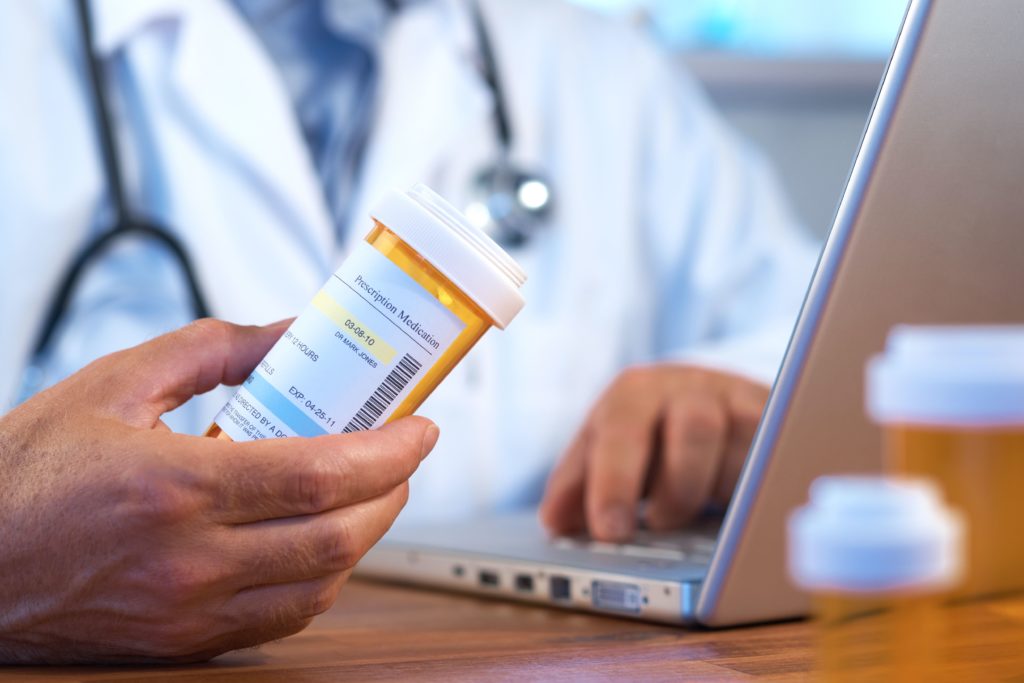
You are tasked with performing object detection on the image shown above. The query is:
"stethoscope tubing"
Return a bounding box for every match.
[29,0,212,363]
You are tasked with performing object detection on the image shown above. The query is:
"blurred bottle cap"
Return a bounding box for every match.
[788,475,963,593]
[867,325,1024,426]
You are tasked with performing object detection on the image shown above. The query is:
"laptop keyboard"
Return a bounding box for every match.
[551,530,717,566]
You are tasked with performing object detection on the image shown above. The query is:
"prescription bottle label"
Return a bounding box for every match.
[213,240,466,441]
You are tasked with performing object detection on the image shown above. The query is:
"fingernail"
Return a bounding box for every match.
[265,317,292,329]
[597,504,633,541]
[420,423,440,460]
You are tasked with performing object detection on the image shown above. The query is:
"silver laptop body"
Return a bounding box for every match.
[358,0,1024,626]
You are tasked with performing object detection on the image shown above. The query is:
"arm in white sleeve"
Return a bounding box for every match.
[636,53,821,387]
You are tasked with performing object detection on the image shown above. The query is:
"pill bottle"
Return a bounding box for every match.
[788,476,963,682]
[206,184,526,442]
[867,326,1024,599]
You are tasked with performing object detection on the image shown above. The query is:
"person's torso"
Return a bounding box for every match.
[5,0,697,519]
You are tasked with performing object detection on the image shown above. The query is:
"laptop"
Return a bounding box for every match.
[357,0,1024,627]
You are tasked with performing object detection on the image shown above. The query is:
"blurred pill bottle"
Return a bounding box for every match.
[867,326,1024,599]
[789,476,963,682]
[206,184,526,442]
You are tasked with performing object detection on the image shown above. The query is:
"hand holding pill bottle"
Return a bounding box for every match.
[789,476,963,682]
[867,326,1024,599]
[206,185,526,442]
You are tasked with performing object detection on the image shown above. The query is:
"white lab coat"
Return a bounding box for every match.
[0,0,818,521]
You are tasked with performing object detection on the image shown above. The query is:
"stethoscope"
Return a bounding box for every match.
[18,0,213,402]
[22,0,552,400]
[461,0,555,247]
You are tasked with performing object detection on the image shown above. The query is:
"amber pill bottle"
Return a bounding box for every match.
[206,184,526,442]
[789,476,963,682]
[867,326,1024,599]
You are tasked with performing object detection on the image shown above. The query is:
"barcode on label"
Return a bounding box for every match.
[342,354,423,433]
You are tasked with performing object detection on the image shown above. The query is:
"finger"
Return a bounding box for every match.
[713,438,750,506]
[84,318,293,426]
[712,384,769,503]
[583,389,662,541]
[209,417,437,522]
[215,571,349,653]
[538,429,589,536]
[644,396,727,530]
[227,483,409,586]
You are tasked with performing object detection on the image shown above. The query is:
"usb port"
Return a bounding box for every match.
[591,580,642,613]
[514,574,534,592]
[549,575,571,601]
[478,570,500,588]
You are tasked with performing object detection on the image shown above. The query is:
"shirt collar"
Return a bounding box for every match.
[90,0,189,55]
[232,0,421,48]
[93,0,443,56]
[322,0,393,47]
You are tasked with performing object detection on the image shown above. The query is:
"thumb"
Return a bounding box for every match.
[102,318,292,424]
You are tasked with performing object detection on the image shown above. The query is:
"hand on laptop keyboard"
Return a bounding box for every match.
[538,365,768,542]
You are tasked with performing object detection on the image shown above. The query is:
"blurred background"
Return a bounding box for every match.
[570,0,908,238]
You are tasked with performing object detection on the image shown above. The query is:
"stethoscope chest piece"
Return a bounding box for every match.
[464,158,554,248]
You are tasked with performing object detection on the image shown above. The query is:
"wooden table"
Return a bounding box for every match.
[7,579,1024,681]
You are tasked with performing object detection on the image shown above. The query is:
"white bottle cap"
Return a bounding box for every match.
[867,325,1024,426]
[788,476,963,594]
[370,185,527,329]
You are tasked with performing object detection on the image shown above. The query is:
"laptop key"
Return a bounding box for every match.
[551,537,691,562]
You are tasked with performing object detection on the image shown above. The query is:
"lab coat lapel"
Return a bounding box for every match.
[93,0,336,272]
[342,0,491,257]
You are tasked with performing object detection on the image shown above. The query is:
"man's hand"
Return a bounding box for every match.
[0,319,438,664]
[539,365,768,542]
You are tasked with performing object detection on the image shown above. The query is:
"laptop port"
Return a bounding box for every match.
[478,570,500,588]
[549,575,571,601]
[514,574,534,592]
[591,580,642,613]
